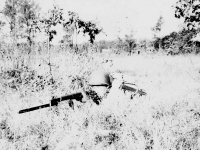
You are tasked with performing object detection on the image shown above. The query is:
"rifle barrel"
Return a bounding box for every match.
[19,103,50,114]
[19,92,83,114]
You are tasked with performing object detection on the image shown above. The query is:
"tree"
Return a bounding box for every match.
[2,0,40,45]
[63,11,102,52]
[40,5,64,43]
[151,15,164,51]
[125,34,137,55]
[174,0,200,30]
[81,20,102,44]
[3,0,19,39]
[40,5,64,74]
[18,0,40,45]
[115,37,124,54]
[62,12,79,49]
[152,15,164,38]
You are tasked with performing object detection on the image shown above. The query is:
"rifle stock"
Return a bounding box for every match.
[19,92,83,114]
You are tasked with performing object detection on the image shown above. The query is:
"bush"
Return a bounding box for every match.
[152,28,200,55]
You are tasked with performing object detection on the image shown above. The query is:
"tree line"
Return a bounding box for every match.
[1,0,200,55]
[0,0,102,49]
[95,0,200,55]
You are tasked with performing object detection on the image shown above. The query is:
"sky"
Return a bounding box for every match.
[1,0,184,44]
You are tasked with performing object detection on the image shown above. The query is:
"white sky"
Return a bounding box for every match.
[36,0,184,43]
[1,0,184,43]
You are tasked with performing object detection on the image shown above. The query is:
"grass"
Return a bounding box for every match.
[0,48,200,150]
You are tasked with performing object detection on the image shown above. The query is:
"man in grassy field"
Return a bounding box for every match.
[18,70,146,114]
[86,70,146,105]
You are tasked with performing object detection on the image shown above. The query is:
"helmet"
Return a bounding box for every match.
[88,70,111,86]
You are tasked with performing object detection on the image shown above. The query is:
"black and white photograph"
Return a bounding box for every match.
[0,0,200,149]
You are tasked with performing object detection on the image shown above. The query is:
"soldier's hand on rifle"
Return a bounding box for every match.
[79,87,88,103]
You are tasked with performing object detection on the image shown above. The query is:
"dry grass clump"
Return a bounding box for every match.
[0,49,200,150]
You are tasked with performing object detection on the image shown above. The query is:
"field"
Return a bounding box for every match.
[0,49,200,150]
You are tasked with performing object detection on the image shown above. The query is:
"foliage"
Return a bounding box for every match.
[92,36,139,55]
[97,40,107,51]
[114,37,125,54]
[2,1,102,53]
[81,20,102,44]
[152,15,164,38]
[18,0,40,45]
[2,0,40,45]
[152,37,161,51]
[62,11,79,48]
[175,0,200,29]
[40,5,64,42]
[124,34,137,54]
[3,0,19,34]
[63,11,102,48]
[150,16,164,52]
[152,27,200,55]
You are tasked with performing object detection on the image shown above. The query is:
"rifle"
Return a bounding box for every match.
[19,92,83,114]
[19,83,146,114]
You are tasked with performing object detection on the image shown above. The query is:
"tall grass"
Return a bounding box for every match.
[0,46,200,150]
